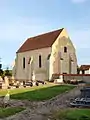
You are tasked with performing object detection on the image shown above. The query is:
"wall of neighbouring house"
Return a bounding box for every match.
[80,69,90,74]
[14,47,51,81]
[85,70,89,74]
[49,29,77,80]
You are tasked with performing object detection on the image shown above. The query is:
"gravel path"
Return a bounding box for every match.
[0,86,81,120]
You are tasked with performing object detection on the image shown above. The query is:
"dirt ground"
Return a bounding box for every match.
[0,86,82,120]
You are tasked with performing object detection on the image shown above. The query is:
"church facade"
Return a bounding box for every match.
[13,28,77,81]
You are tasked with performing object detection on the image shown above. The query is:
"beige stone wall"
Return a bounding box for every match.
[49,29,77,80]
[84,68,90,74]
[15,47,51,80]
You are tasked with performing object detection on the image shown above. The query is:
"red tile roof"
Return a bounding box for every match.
[17,28,64,53]
[80,65,90,70]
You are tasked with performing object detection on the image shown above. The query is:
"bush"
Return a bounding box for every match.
[67,80,70,84]
[0,69,3,76]
[36,82,39,86]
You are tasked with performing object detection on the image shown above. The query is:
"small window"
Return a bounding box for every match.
[47,54,51,60]
[23,57,25,69]
[28,57,31,64]
[39,55,41,68]
[64,47,67,53]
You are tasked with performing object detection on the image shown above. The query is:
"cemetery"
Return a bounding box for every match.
[0,83,76,119]
[0,75,47,89]
[0,74,90,119]
[0,82,89,120]
[0,61,90,119]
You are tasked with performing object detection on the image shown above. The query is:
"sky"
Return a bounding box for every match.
[0,0,90,69]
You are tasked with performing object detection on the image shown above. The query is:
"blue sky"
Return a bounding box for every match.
[0,0,90,69]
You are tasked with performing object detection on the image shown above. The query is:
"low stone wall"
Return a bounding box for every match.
[63,74,90,83]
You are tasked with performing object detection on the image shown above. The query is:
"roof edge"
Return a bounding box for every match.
[16,28,64,53]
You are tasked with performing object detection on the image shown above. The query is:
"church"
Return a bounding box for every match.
[13,28,77,81]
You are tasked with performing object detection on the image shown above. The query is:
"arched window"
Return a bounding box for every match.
[39,55,41,68]
[23,57,25,69]
[64,47,67,53]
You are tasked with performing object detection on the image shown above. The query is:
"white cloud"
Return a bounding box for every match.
[71,0,88,3]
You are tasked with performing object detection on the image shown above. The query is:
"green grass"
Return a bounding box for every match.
[0,84,54,96]
[0,84,75,101]
[0,107,25,118]
[53,108,90,120]
[11,85,74,101]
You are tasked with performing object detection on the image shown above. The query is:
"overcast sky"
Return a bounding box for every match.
[0,0,90,69]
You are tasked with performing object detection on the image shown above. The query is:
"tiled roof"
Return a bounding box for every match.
[17,28,64,53]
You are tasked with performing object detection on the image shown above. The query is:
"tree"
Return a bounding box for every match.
[77,65,80,74]
[0,69,3,76]
[0,58,3,76]
[4,67,12,76]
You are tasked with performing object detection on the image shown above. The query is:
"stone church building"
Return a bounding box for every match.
[13,28,77,81]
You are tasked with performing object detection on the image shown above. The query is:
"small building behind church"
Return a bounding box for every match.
[79,65,90,74]
[13,28,77,81]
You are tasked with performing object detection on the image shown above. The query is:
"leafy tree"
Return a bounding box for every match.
[0,63,3,76]
[4,67,12,76]
[0,69,3,76]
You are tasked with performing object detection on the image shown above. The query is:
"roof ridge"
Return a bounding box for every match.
[27,28,64,40]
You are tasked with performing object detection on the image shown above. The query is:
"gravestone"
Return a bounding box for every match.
[4,76,9,89]
[0,76,3,81]
[80,83,90,98]
[80,87,90,98]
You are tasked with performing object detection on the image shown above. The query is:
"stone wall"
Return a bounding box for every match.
[63,74,90,83]
[14,47,51,81]
[49,28,77,80]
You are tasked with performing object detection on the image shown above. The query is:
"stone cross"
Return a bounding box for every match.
[3,90,10,108]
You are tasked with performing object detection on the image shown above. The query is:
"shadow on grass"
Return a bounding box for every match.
[11,85,75,101]
[0,107,25,118]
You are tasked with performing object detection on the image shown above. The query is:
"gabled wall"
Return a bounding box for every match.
[49,28,77,80]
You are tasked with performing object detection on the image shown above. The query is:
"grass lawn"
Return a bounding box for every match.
[0,84,75,101]
[0,84,55,97]
[0,107,25,118]
[53,108,90,120]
